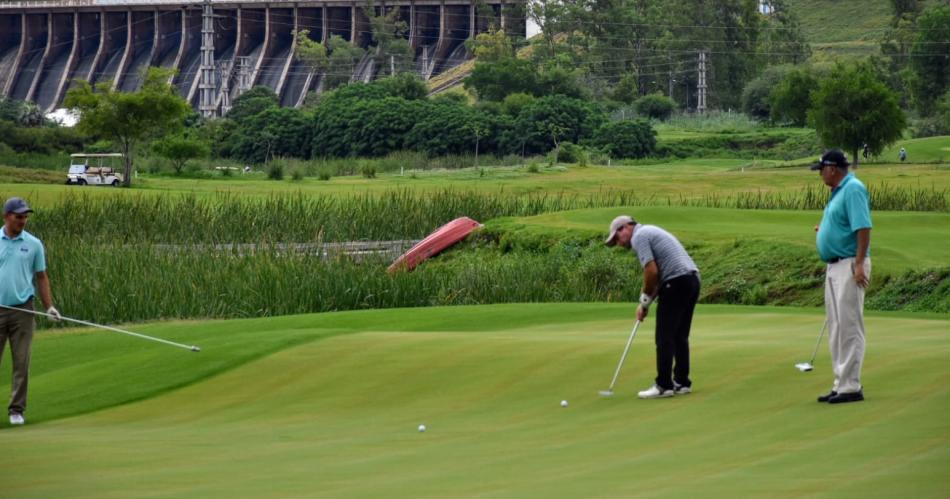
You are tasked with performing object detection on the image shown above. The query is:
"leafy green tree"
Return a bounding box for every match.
[769,67,818,126]
[325,35,367,91]
[741,64,792,121]
[234,107,312,163]
[375,72,428,100]
[64,67,190,186]
[226,86,279,122]
[295,29,329,73]
[152,135,210,174]
[634,93,676,121]
[909,5,950,115]
[465,57,538,101]
[501,93,535,117]
[364,3,414,76]
[344,97,423,156]
[468,28,515,63]
[514,96,605,155]
[406,100,480,156]
[809,62,906,165]
[594,120,656,159]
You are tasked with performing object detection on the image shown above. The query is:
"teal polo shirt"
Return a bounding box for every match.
[816,172,872,263]
[0,228,47,306]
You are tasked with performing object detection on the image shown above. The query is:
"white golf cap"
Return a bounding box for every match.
[605,215,635,245]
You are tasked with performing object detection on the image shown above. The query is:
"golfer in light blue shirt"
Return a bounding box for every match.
[811,150,871,405]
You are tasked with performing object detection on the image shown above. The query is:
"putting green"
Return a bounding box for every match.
[1,304,948,497]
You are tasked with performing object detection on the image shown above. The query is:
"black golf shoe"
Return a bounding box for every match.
[817,390,837,403]
[828,390,864,404]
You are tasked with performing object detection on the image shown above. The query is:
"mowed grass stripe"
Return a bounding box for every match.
[1,304,948,497]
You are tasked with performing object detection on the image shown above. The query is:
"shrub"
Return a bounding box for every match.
[556,142,585,163]
[317,168,333,181]
[633,93,676,121]
[291,168,304,181]
[594,120,656,159]
[360,162,376,178]
[267,161,284,180]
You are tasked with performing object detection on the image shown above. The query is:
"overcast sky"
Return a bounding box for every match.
[527,19,540,38]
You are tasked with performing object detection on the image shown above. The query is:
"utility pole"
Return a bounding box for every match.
[697,51,707,114]
[668,52,673,98]
[218,59,232,115]
[236,56,251,94]
[199,0,216,118]
[390,54,395,75]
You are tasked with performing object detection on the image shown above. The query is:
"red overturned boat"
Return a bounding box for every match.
[387,217,483,273]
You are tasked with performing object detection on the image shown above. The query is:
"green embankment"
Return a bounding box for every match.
[1,304,948,497]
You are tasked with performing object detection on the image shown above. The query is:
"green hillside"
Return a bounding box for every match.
[2,304,949,497]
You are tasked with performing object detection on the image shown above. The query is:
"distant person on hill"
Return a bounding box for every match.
[605,216,700,399]
[862,143,869,161]
[0,197,60,426]
[899,147,907,162]
[811,150,872,405]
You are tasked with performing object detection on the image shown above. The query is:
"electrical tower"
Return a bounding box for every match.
[199,0,216,118]
[697,51,707,114]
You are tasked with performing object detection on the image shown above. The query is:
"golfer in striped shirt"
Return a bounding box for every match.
[606,216,701,399]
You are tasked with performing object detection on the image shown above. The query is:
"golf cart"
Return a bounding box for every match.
[67,153,124,186]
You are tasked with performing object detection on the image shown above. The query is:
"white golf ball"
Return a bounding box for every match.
[418,424,426,432]
[560,400,569,408]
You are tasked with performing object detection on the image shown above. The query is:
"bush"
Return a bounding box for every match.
[291,168,304,181]
[318,168,333,181]
[556,142,585,163]
[594,120,656,159]
[360,162,376,178]
[267,161,284,180]
[526,162,540,173]
[634,93,676,121]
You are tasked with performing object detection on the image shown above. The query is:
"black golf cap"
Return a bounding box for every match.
[810,149,850,170]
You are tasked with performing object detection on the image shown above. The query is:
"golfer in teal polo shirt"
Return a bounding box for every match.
[811,150,871,405]
[0,197,60,426]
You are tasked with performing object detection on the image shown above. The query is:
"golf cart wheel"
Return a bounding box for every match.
[78,179,87,186]
[112,179,120,187]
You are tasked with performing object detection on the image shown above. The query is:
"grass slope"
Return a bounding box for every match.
[489,206,950,276]
[1,304,949,497]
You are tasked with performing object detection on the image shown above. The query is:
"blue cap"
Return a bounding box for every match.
[4,197,33,215]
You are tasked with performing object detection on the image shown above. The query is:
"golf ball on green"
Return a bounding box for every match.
[418,424,426,432]
[561,400,568,407]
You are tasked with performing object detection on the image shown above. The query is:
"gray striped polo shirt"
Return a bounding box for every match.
[630,224,699,283]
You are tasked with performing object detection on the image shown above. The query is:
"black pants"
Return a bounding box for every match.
[654,273,701,390]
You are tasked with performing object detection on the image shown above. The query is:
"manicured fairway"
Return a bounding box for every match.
[1,304,948,497]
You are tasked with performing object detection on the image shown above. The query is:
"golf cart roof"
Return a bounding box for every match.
[70,153,123,158]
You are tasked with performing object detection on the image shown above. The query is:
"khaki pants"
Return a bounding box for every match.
[825,258,870,394]
[0,301,35,415]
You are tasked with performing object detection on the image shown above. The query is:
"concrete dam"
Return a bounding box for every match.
[0,0,526,114]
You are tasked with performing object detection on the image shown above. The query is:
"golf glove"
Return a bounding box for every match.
[46,306,62,321]
[639,293,654,309]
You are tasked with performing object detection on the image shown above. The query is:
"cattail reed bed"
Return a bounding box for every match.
[33,182,947,246]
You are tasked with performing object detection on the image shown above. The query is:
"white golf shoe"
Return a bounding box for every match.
[673,382,692,395]
[9,413,25,425]
[638,384,674,399]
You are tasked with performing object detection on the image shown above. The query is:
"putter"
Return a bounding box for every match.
[795,320,827,372]
[599,319,641,397]
[0,304,201,352]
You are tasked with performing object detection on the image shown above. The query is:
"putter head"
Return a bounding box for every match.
[598,390,614,397]
[795,362,813,372]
